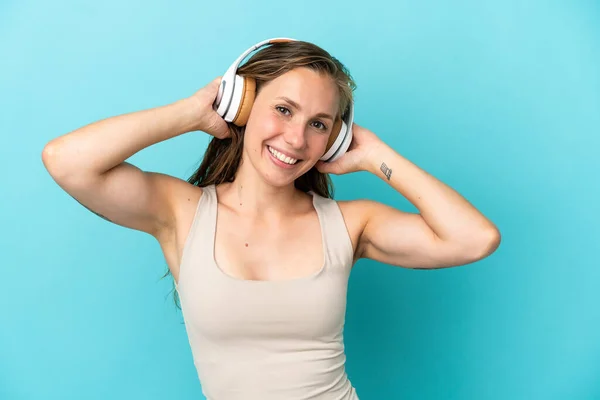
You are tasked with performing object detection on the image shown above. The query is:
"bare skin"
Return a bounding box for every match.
[42,67,500,284]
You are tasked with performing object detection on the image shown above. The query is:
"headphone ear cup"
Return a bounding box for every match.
[328,121,352,163]
[324,118,343,154]
[232,76,256,126]
[320,119,348,162]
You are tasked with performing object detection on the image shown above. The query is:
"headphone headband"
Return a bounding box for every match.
[213,37,354,163]
[225,38,297,82]
[215,38,297,117]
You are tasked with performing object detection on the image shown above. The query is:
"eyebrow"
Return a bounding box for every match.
[276,96,334,121]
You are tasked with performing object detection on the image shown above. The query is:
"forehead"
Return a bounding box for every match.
[259,67,339,115]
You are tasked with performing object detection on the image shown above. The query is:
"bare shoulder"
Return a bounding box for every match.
[143,172,203,228]
[152,174,204,283]
[153,173,204,241]
[336,198,382,260]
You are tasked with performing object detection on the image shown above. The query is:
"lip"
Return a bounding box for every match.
[266,145,301,169]
[267,145,303,161]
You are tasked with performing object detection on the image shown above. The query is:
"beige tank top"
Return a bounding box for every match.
[175,184,359,400]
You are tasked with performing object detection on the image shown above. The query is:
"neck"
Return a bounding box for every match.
[223,159,303,217]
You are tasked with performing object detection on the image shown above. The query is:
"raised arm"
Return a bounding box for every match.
[41,77,229,239]
[318,124,501,269]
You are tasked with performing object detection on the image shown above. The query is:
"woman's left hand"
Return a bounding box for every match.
[315,123,384,175]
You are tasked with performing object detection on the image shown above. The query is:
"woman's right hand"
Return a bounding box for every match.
[188,77,231,139]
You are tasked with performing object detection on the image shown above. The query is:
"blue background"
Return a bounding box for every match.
[1,0,599,399]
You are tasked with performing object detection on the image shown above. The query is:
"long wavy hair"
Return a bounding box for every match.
[164,40,356,308]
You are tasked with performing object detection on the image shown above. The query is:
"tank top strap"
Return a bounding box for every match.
[310,192,355,271]
[200,183,217,207]
[176,184,217,292]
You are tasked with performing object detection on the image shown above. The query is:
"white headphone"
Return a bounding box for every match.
[213,38,354,163]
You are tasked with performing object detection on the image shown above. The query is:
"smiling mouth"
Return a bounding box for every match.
[267,145,301,165]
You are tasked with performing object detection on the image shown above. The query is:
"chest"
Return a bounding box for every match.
[214,207,325,281]
[185,273,349,343]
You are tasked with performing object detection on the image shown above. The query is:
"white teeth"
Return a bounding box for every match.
[268,146,298,165]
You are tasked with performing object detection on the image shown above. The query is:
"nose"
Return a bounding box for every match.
[282,123,307,150]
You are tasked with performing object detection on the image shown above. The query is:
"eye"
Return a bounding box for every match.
[276,106,291,115]
[312,121,327,131]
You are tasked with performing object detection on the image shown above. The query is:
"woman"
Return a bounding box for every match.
[42,39,500,399]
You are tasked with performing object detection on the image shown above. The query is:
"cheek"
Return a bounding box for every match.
[261,114,283,135]
[308,132,330,155]
[246,113,282,144]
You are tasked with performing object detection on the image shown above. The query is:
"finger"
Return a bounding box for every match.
[315,161,328,173]
[216,119,231,139]
[208,77,222,93]
[316,160,336,174]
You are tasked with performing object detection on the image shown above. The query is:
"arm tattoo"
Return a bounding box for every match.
[380,162,392,180]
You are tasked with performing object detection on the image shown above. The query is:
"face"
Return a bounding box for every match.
[241,67,340,187]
